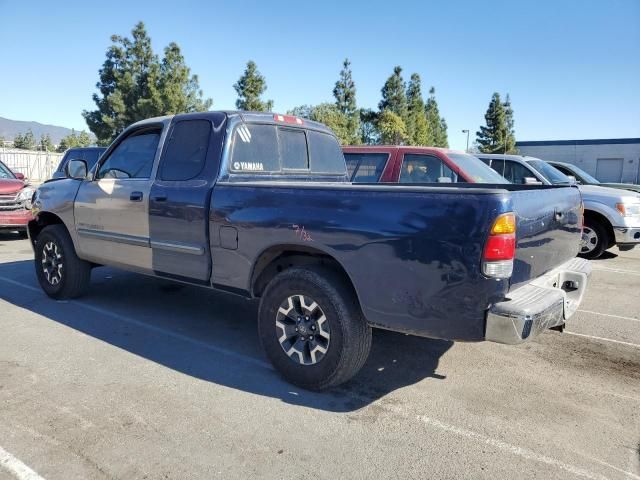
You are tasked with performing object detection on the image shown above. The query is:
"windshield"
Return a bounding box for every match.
[526,159,571,185]
[448,153,509,184]
[561,163,600,184]
[0,161,16,179]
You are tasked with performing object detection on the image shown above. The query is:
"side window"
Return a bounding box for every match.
[553,164,571,176]
[307,130,345,174]
[486,159,505,177]
[85,150,101,171]
[159,120,211,181]
[97,129,161,179]
[279,128,308,170]
[503,161,532,184]
[399,154,455,183]
[344,153,388,182]
[230,124,279,172]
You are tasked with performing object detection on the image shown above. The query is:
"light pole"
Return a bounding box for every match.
[461,130,470,152]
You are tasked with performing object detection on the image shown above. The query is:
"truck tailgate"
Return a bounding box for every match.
[510,186,582,288]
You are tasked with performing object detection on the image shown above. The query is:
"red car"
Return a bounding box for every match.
[0,160,34,235]
[342,145,508,184]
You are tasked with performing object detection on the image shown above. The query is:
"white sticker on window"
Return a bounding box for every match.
[237,125,252,143]
[235,162,264,171]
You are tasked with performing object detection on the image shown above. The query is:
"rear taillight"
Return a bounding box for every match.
[482,213,516,278]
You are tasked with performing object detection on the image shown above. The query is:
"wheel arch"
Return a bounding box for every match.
[250,244,362,308]
[28,211,66,247]
[584,209,615,247]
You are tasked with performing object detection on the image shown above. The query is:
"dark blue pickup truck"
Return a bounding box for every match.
[28,111,591,389]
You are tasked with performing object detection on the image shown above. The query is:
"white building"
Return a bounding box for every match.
[516,138,640,184]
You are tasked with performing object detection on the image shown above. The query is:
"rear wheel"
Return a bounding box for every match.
[258,266,372,390]
[579,218,609,259]
[34,225,91,299]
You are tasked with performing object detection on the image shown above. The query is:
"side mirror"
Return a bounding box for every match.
[437,176,452,183]
[65,159,88,180]
[566,175,578,185]
[14,172,25,180]
[524,177,543,185]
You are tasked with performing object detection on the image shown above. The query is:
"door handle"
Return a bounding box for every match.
[152,195,167,202]
[130,191,143,202]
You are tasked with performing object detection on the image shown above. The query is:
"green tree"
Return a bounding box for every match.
[39,134,54,151]
[503,93,516,152]
[476,92,516,153]
[379,66,408,121]
[288,103,351,144]
[333,58,359,143]
[13,130,35,150]
[234,60,273,112]
[56,130,93,152]
[359,108,379,145]
[377,109,407,145]
[425,87,448,147]
[406,73,431,146]
[83,21,212,145]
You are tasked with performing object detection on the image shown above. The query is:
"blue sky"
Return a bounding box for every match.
[0,0,638,149]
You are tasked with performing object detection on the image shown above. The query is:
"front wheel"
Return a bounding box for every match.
[258,266,372,390]
[578,218,609,259]
[34,225,91,299]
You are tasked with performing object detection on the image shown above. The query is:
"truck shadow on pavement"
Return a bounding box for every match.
[0,260,452,413]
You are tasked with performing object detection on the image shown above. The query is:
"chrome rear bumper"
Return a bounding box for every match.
[485,258,591,344]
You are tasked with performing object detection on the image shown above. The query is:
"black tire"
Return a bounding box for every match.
[34,225,91,299]
[258,266,372,391]
[578,218,609,260]
[18,229,28,239]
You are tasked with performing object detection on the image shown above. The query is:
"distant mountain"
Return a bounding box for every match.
[0,117,90,144]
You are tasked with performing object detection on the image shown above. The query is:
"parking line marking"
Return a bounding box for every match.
[0,276,632,479]
[591,266,640,276]
[0,445,46,480]
[0,276,273,371]
[586,455,640,480]
[564,331,640,349]
[578,309,640,323]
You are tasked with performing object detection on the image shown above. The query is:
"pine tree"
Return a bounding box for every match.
[83,21,212,145]
[406,73,431,146]
[234,61,273,112]
[333,58,359,144]
[503,93,516,152]
[379,66,408,121]
[425,87,448,147]
[13,130,35,150]
[476,92,515,153]
[377,109,407,145]
[39,134,54,151]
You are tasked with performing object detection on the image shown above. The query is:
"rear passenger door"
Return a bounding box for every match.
[149,113,226,282]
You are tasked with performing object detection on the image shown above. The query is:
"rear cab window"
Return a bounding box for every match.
[229,123,346,176]
[344,152,388,183]
[399,154,457,183]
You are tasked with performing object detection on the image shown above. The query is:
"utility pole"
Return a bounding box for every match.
[461,130,470,152]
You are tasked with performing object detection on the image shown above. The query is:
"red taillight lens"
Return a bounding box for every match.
[483,234,516,260]
[482,213,516,278]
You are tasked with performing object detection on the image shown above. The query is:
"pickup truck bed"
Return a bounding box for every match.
[28,111,591,389]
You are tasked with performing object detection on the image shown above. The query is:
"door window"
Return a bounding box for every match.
[503,160,533,184]
[399,154,455,183]
[97,129,161,179]
[159,120,211,181]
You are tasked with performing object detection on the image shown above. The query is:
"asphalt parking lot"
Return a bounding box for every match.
[0,231,638,480]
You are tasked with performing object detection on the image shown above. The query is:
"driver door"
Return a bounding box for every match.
[74,124,164,271]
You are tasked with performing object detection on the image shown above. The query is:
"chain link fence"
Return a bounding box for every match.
[0,148,63,183]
